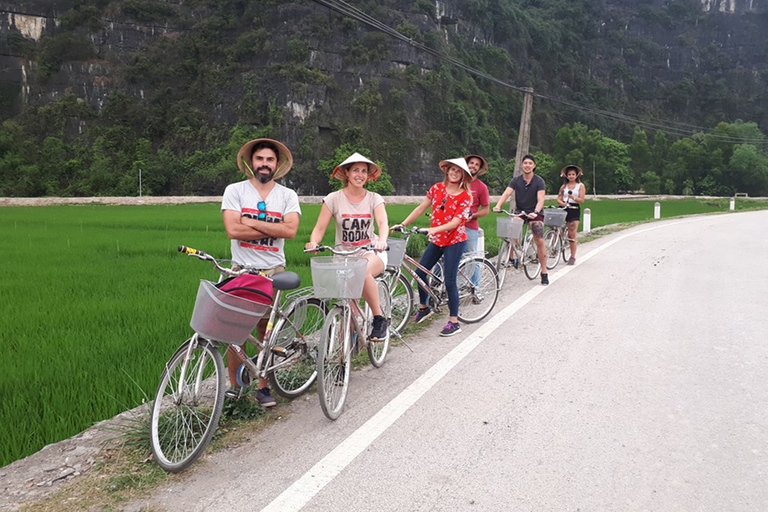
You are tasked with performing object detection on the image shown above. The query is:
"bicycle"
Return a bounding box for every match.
[149,245,325,472]
[543,206,575,270]
[380,236,414,338]
[388,226,499,329]
[493,209,541,286]
[305,244,392,420]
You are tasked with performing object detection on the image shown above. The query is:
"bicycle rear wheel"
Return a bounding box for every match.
[495,239,511,288]
[522,235,541,280]
[268,298,326,399]
[389,271,413,335]
[150,336,225,473]
[545,229,561,270]
[457,257,499,323]
[367,279,391,367]
[317,306,351,420]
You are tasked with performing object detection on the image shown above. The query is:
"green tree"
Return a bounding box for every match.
[640,171,661,194]
[726,144,768,196]
[629,127,652,181]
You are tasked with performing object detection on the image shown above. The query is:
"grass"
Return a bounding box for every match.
[1,197,766,468]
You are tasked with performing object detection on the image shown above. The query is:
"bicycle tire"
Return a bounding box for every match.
[457,257,500,323]
[545,229,561,270]
[368,280,391,368]
[389,271,414,335]
[150,337,225,473]
[317,306,351,420]
[496,239,511,288]
[268,298,326,399]
[562,233,573,263]
[522,234,541,280]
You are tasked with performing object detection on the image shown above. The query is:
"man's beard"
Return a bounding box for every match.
[255,166,276,184]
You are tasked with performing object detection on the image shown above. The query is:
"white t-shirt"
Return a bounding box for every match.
[323,189,384,247]
[221,180,301,269]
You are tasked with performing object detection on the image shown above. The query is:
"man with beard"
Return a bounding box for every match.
[220,138,301,406]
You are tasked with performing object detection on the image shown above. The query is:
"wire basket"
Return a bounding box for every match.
[544,209,567,227]
[190,280,270,344]
[497,216,523,239]
[386,238,407,268]
[311,256,368,299]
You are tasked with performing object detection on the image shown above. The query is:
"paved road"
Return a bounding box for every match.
[132,210,768,512]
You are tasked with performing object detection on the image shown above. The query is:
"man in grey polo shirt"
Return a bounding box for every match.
[492,154,549,285]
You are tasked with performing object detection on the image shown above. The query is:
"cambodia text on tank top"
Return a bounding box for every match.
[221,180,301,269]
[323,189,385,246]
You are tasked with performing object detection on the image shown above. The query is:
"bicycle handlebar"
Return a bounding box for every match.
[492,209,531,218]
[178,245,264,277]
[390,225,429,236]
[304,244,388,256]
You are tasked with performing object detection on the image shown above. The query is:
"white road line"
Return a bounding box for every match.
[260,215,717,512]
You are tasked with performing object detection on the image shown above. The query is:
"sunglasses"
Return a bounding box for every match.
[255,201,267,220]
[439,196,447,211]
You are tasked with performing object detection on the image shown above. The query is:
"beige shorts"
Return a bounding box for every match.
[363,250,388,268]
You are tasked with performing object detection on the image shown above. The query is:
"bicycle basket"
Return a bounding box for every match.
[544,209,567,228]
[190,280,271,344]
[386,238,407,268]
[497,216,523,239]
[310,256,368,299]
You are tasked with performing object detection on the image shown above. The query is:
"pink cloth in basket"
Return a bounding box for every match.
[217,274,273,305]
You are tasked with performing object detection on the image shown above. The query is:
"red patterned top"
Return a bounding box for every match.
[426,183,472,247]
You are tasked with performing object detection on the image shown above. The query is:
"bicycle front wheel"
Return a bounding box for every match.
[317,306,351,420]
[368,280,391,368]
[496,239,511,288]
[389,272,414,335]
[522,235,541,280]
[150,337,225,473]
[562,234,573,263]
[268,298,326,399]
[457,257,499,323]
[545,229,561,270]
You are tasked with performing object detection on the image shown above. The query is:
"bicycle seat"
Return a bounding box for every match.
[271,271,301,291]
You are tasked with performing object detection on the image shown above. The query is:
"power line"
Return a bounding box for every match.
[310,0,768,145]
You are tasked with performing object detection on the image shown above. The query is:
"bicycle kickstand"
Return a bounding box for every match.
[391,327,414,352]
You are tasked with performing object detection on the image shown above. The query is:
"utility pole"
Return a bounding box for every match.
[513,87,534,178]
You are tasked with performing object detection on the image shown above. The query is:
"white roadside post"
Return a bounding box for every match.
[654,201,661,219]
[477,228,485,255]
[583,208,591,233]
[730,197,735,211]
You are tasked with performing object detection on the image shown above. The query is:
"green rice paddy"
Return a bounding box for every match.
[0,197,765,467]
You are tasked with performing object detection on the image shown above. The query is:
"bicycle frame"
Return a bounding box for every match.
[227,288,321,381]
[398,253,446,311]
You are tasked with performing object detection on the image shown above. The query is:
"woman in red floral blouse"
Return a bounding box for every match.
[392,158,472,337]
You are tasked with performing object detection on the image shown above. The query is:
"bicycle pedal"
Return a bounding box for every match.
[271,346,295,358]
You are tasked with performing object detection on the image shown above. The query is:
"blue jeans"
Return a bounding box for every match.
[463,228,481,286]
[415,241,466,318]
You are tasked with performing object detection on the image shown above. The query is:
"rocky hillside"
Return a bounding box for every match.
[0,0,766,194]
